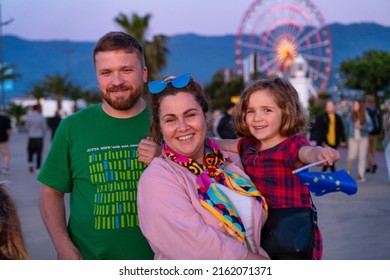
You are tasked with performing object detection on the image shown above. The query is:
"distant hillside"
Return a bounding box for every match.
[3,23,390,101]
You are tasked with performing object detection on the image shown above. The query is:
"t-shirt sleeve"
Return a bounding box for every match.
[37,119,72,193]
[284,134,310,169]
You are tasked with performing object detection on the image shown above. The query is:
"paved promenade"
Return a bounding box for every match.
[4,131,390,260]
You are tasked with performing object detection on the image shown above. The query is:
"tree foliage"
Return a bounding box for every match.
[7,102,28,127]
[340,50,390,104]
[0,64,22,108]
[204,71,244,111]
[43,74,72,110]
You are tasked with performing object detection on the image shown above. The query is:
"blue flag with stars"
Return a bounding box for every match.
[295,169,358,196]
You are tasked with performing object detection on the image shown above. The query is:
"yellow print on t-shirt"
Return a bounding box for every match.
[87,145,146,230]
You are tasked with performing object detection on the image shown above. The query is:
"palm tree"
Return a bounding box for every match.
[30,83,46,108]
[7,102,28,129]
[81,88,101,106]
[115,13,149,45]
[115,13,169,80]
[0,64,21,109]
[0,64,21,83]
[145,34,168,80]
[43,74,71,110]
[67,84,83,112]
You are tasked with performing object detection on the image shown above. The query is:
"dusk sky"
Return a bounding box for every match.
[2,0,390,41]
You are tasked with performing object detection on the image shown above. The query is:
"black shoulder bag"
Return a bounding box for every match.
[239,144,317,260]
[260,203,317,260]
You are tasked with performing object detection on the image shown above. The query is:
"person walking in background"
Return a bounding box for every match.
[365,95,382,174]
[217,76,340,259]
[0,110,12,176]
[37,32,159,260]
[0,181,31,260]
[216,101,237,139]
[382,101,390,183]
[345,100,373,183]
[48,110,62,140]
[25,104,47,174]
[315,100,346,172]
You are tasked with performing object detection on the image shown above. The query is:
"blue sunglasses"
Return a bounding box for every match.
[148,73,192,94]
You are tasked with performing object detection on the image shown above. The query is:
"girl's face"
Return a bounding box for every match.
[159,91,207,163]
[245,89,285,149]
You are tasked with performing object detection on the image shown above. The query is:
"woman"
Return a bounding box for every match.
[382,101,390,183]
[345,100,373,182]
[137,74,270,260]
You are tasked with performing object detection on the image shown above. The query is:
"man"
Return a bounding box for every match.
[315,100,346,172]
[48,110,62,140]
[38,32,158,260]
[216,102,237,139]
[0,109,12,175]
[25,104,47,174]
[365,95,382,174]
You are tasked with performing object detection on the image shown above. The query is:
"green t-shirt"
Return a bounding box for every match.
[38,104,154,260]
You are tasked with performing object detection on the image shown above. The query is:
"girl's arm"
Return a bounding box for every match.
[214,138,240,153]
[298,145,340,166]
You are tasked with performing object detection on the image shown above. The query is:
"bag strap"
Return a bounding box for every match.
[309,194,318,225]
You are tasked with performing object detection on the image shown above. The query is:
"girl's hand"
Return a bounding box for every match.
[318,146,340,166]
[299,145,340,166]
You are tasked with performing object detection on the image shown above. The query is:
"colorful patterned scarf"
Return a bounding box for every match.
[163,138,267,244]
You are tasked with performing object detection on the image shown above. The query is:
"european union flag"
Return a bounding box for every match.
[295,169,358,196]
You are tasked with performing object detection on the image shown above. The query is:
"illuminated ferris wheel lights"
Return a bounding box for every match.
[235,0,332,91]
[276,39,298,67]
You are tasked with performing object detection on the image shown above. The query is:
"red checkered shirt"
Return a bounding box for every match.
[238,134,323,259]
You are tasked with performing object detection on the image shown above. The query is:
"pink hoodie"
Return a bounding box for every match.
[137,151,269,260]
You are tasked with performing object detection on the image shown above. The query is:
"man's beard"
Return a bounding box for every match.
[101,84,143,110]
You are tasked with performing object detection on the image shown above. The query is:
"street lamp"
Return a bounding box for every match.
[0,3,14,110]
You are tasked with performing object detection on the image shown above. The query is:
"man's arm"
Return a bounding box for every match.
[39,185,82,260]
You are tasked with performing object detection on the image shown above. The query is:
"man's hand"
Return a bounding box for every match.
[138,137,162,165]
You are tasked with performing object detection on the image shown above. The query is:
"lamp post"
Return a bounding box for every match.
[0,4,14,110]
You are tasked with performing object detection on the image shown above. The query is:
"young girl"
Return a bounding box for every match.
[217,76,340,259]
[0,182,30,260]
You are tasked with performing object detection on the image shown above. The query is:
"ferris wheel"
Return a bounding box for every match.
[235,0,332,92]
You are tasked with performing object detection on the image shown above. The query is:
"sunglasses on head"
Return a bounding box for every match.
[148,73,192,94]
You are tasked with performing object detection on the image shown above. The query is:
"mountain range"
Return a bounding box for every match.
[3,23,390,101]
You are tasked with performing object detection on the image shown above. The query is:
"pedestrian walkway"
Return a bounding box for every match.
[5,131,57,259]
[3,131,390,260]
[309,146,390,260]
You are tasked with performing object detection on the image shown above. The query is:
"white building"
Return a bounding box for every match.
[288,55,317,112]
[11,96,86,118]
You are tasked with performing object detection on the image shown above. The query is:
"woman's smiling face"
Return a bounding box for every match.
[159,91,207,163]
